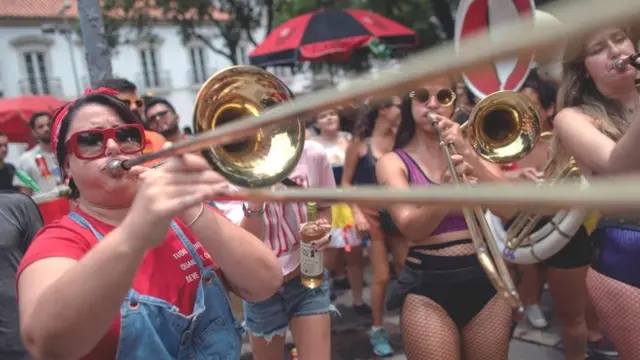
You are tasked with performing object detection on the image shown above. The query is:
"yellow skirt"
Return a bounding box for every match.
[583,211,601,235]
[330,203,360,250]
[332,203,355,229]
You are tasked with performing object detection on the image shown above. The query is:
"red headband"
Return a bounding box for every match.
[51,87,120,160]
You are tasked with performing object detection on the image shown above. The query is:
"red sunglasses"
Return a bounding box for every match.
[65,124,146,160]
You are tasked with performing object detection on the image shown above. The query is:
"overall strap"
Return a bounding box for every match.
[68,212,104,240]
[169,221,206,271]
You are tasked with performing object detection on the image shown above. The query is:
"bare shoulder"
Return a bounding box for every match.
[555,107,597,127]
[377,151,406,174]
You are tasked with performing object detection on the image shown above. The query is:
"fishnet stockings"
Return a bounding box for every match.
[401,294,461,360]
[414,243,476,257]
[462,295,511,360]
[401,241,511,360]
[401,295,511,360]
[586,269,640,360]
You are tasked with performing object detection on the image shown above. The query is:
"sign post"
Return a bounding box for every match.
[455,0,536,100]
[77,0,113,88]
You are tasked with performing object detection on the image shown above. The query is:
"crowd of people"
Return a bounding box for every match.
[0,24,639,360]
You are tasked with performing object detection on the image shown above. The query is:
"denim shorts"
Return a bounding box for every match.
[242,271,333,341]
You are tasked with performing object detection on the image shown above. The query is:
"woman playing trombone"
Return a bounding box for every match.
[553,26,640,359]
[16,89,283,360]
[377,76,512,360]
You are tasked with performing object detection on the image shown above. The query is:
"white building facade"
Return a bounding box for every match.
[0,2,314,163]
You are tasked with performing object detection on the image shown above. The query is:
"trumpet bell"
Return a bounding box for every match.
[193,66,305,188]
[467,91,541,164]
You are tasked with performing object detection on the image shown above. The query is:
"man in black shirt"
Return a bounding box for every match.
[0,132,17,191]
[0,191,42,359]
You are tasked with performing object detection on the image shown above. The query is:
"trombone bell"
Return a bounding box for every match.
[467,91,542,164]
[193,66,305,188]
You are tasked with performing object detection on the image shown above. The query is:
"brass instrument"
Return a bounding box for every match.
[100,2,640,208]
[614,52,640,70]
[192,66,304,188]
[108,66,306,188]
[429,90,540,310]
[465,91,541,164]
[504,132,583,251]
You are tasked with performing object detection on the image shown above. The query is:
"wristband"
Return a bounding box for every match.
[243,202,265,217]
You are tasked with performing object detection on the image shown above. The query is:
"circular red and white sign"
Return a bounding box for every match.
[455,0,536,99]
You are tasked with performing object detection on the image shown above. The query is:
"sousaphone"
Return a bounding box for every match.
[482,10,590,264]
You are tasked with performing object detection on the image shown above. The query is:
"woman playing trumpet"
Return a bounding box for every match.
[377,76,512,360]
[16,89,283,360]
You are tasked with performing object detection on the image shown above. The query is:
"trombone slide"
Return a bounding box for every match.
[430,114,523,310]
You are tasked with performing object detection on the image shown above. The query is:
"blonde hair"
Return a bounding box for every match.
[550,28,636,173]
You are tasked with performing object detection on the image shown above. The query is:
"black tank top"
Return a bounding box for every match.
[352,139,378,185]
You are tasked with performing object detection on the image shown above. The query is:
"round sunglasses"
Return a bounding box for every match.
[410,88,457,107]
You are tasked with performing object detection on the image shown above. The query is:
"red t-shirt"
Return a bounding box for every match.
[17,207,225,360]
[501,161,519,172]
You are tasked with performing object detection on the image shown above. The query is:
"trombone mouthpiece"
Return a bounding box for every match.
[614,58,628,70]
[106,158,127,176]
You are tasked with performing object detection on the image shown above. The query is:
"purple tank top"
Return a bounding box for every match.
[394,149,468,236]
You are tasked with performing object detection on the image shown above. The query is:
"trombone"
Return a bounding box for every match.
[104,0,640,181]
[100,0,640,310]
[429,90,541,310]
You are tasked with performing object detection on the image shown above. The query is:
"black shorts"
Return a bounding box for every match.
[387,240,496,328]
[545,226,594,269]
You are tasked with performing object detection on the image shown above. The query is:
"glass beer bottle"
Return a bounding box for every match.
[300,202,325,288]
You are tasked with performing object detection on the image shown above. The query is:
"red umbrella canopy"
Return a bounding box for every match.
[250,9,417,67]
[0,95,66,143]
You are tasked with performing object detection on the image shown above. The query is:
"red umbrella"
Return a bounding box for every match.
[0,95,66,143]
[250,9,417,67]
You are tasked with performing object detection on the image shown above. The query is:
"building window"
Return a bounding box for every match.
[23,51,52,95]
[237,45,248,65]
[139,47,160,88]
[189,46,208,84]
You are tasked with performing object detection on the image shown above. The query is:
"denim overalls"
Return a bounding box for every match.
[69,212,243,360]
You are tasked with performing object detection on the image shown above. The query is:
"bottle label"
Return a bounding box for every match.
[300,242,323,277]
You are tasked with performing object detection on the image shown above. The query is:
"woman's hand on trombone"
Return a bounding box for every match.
[432,115,469,153]
[123,153,231,244]
[506,167,541,183]
[440,154,474,184]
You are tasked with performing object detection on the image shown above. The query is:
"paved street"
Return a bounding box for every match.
[237,267,616,360]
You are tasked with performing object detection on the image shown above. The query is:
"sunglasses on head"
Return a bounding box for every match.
[121,98,144,108]
[410,88,456,107]
[65,124,146,160]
